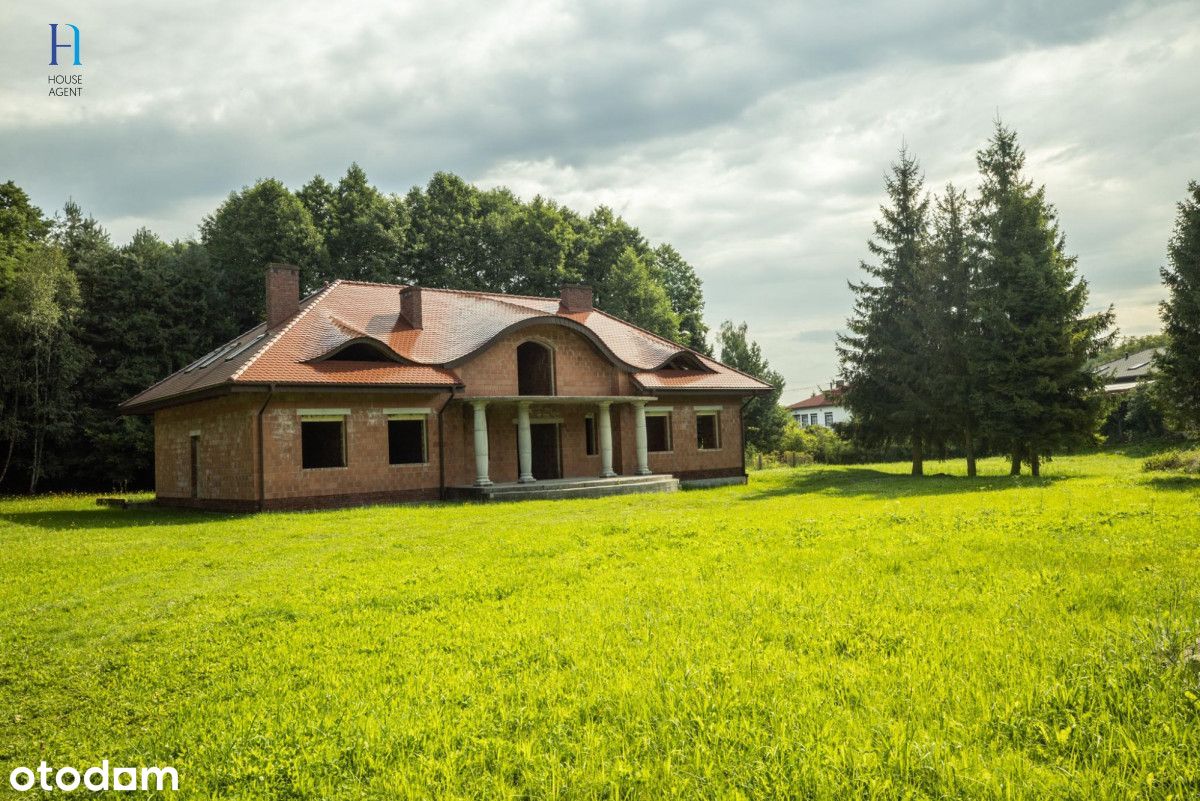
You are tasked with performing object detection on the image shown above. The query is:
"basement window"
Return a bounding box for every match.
[301,416,346,469]
[646,412,672,452]
[584,415,597,456]
[388,418,427,464]
[696,412,720,450]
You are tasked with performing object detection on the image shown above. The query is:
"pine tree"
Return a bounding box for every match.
[972,122,1113,475]
[926,184,981,475]
[837,147,935,475]
[1155,181,1200,432]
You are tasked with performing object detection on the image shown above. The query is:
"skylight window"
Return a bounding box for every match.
[196,343,235,369]
[225,333,266,361]
[183,346,222,373]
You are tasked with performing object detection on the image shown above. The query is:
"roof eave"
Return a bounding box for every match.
[119,378,464,415]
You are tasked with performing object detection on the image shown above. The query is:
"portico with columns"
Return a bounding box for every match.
[463,395,654,488]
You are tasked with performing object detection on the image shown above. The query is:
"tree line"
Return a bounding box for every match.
[838,122,1117,476]
[0,167,789,493]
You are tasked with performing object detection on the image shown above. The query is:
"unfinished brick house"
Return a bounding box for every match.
[121,264,771,510]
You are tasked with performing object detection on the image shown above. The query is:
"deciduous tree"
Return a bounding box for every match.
[201,179,322,331]
[718,320,788,451]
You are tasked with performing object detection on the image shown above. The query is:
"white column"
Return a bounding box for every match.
[472,400,492,486]
[597,401,616,477]
[517,402,535,483]
[633,401,651,475]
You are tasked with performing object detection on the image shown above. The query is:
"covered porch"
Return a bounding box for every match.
[460,395,658,487]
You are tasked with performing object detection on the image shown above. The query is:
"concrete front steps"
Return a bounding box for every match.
[446,474,679,502]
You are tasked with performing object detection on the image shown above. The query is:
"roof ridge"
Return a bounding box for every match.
[420,284,561,304]
[232,280,344,382]
[336,278,561,305]
[326,313,369,339]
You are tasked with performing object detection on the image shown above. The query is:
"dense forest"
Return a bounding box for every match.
[0,167,782,493]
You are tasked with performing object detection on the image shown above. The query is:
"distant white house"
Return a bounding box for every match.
[787,384,850,428]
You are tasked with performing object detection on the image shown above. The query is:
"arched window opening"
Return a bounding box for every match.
[664,353,707,371]
[326,342,395,362]
[517,341,554,395]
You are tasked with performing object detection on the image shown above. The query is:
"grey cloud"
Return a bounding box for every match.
[1,0,1196,389]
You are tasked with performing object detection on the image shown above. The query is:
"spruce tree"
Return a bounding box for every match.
[1155,181,1200,432]
[972,122,1113,475]
[926,184,981,475]
[837,147,935,475]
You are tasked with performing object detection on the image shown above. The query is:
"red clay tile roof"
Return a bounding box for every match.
[122,281,771,411]
[787,388,844,410]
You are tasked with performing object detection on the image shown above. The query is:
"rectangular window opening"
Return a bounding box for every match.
[388,418,427,465]
[584,415,597,456]
[302,420,346,469]
[824,411,834,426]
[646,414,671,452]
[696,413,720,450]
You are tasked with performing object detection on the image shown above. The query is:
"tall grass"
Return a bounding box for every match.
[1,452,1197,798]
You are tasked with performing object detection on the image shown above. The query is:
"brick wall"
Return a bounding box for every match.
[455,323,620,396]
[616,394,745,479]
[155,395,258,504]
[260,391,447,504]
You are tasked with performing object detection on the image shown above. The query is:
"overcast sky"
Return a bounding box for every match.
[3,1,1198,400]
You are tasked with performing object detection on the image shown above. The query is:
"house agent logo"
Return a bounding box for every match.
[49,23,81,66]
[47,23,83,97]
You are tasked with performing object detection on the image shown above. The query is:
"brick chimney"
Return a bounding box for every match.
[559,284,593,313]
[266,263,300,329]
[399,285,423,329]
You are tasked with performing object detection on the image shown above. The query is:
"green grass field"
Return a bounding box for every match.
[2,452,1198,799]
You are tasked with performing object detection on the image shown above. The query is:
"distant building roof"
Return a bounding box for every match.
[787,385,845,411]
[1096,347,1161,394]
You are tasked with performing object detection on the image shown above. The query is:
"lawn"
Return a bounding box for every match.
[1,452,1198,799]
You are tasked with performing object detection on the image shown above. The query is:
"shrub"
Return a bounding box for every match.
[1143,449,1200,474]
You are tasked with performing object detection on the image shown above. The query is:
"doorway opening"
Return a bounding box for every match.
[189,434,200,498]
[529,422,561,479]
